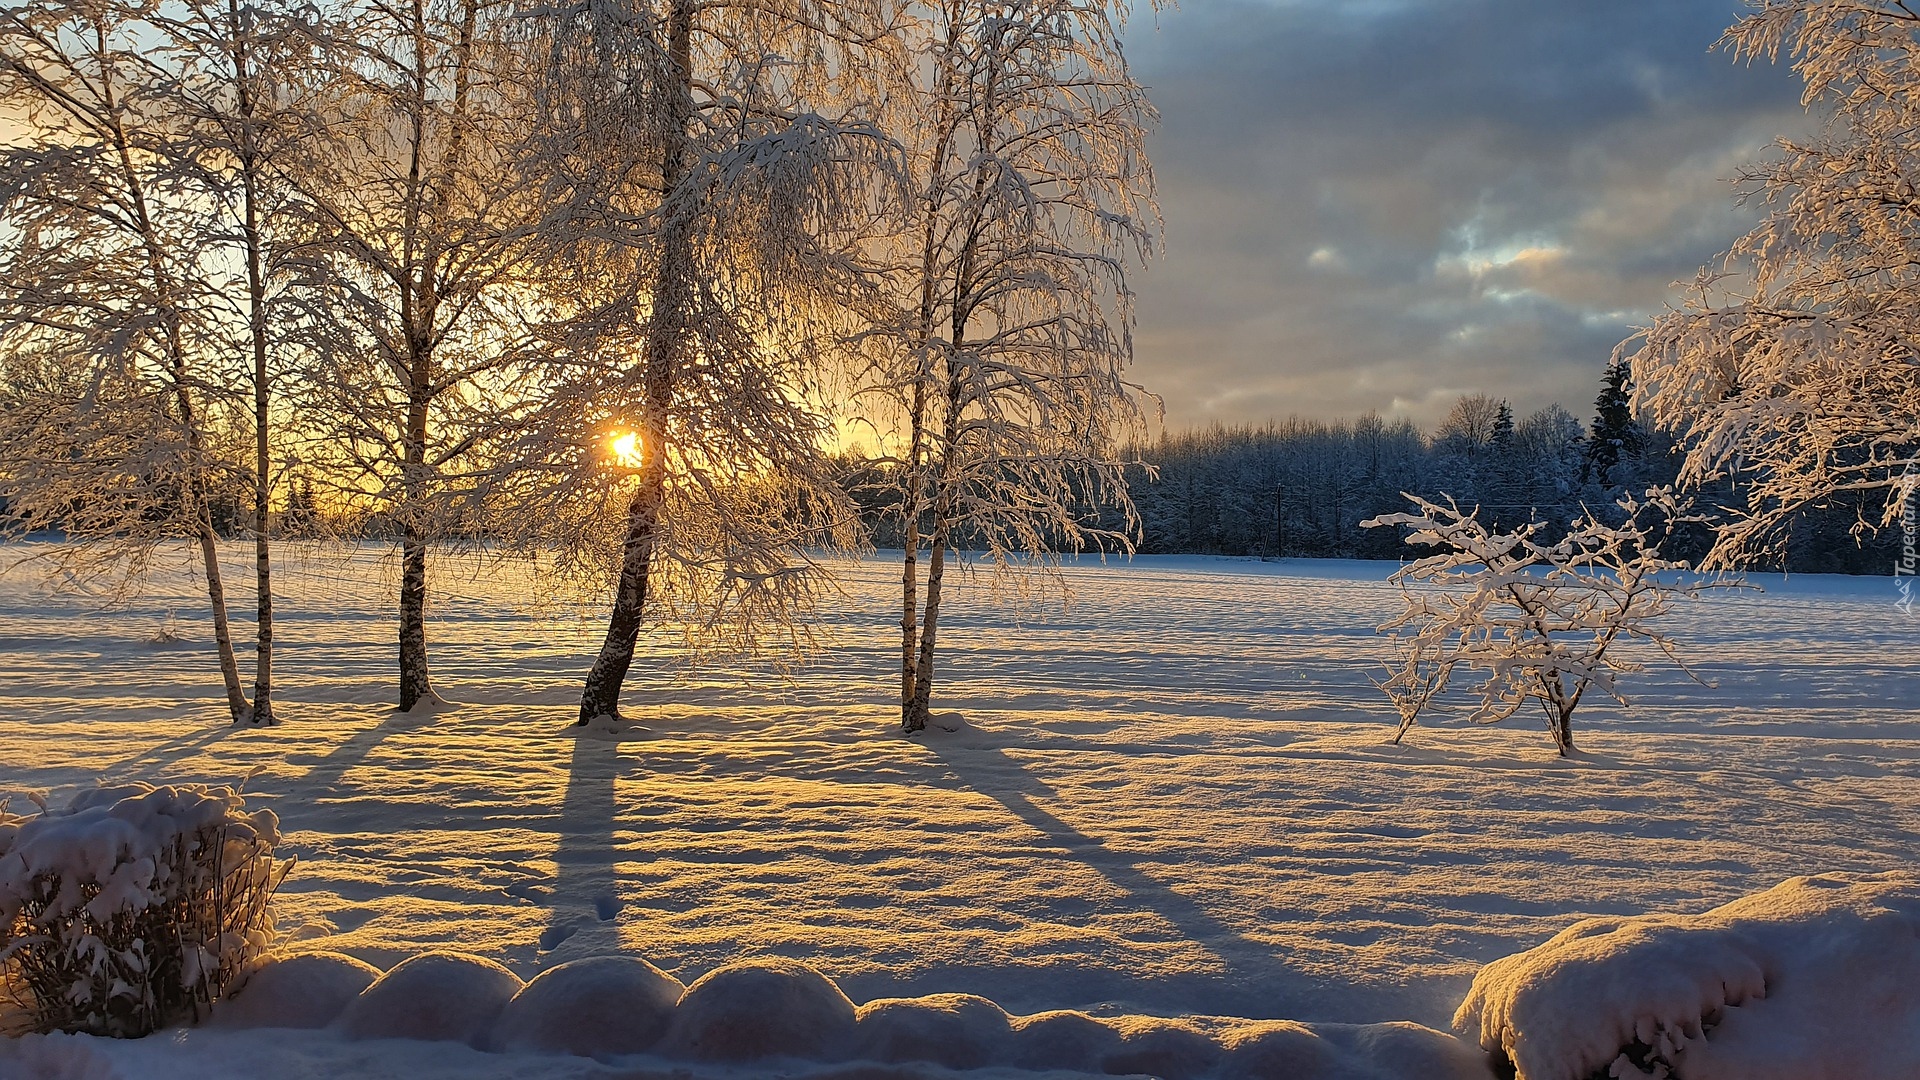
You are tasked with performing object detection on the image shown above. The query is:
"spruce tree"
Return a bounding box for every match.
[1491,401,1515,453]
[1585,361,1639,485]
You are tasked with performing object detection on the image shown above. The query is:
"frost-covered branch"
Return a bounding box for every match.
[1363,490,1739,756]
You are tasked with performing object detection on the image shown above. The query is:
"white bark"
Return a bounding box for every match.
[859,0,1161,732]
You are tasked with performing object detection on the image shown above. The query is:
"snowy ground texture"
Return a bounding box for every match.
[1,545,1917,1078]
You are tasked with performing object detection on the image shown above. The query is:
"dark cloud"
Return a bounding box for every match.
[1123,0,1812,429]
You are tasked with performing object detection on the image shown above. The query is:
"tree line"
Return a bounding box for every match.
[1097,362,1894,574]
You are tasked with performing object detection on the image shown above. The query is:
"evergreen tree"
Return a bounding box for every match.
[1490,401,1515,452]
[1585,361,1640,485]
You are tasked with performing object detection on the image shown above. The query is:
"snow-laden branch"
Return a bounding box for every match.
[1362,489,1742,756]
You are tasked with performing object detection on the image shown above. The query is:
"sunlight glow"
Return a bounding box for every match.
[609,430,645,468]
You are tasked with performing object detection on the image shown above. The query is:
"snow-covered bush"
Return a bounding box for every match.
[213,951,380,1030]
[1363,490,1729,755]
[0,783,287,1038]
[661,958,858,1061]
[333,952,523,1046]
[852,993,1012,1069]
[492,954,683,1057]
[1454,872,1920,1080]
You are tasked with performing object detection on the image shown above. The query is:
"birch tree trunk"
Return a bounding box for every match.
[224,0,275,724]
[577,0,694,725]
[111,62,252,724]
[398,387,437,711]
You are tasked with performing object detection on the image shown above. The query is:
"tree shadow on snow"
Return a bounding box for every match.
[288,710,439,796]
[107,723,237,780]
[927,733,1309,1019]
[537,732,623,955]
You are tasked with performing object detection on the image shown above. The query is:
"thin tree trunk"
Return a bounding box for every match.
[193,509,251,722]
[232,0,274,724]
[899,29,964,734]
[900,483,921,730]
[907,385,962,728]
[578,0,694,725]
[398,389,436,711]
[96,19,251,722]
[907,485,951,727]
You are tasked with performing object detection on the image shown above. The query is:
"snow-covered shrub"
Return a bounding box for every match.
[660,958,857,1062]
[0,784,286,1038]
[1363,489,1728,755]
[1008,1009,1124,1071]
[212,951,382,1029]
[333,951,523,1046]
[1224,1019,1496,1080]
[1454,873,1920,1080]
[1102,1016,1224,1080]
[492,954,683,1057]
[852,993,1013,1069]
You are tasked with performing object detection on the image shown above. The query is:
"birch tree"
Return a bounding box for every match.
[518,0,898,724]
[1622,0,1920,567]
[864,0,1159,733]
[0,0,294,723]
[164,0,305,724]
[282,0,551,711]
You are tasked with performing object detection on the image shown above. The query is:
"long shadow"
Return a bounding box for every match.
[107,724,235,779]
[291,709,438,796]
[928,731,1307,1018]
[536,732,623,955]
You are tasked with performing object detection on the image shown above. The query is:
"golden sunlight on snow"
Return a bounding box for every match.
[1,548,1916,1030]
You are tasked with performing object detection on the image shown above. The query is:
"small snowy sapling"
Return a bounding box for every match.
[1363,489,1732,755]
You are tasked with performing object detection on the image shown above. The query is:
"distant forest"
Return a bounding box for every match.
[850,363,1896,575]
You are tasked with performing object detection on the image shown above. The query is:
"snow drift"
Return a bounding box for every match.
[1454,872,1920,1080]
[10,873,1920,1079]
[204,950,1495,1079]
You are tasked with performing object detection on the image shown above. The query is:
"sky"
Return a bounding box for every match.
[1123,0,1813,432]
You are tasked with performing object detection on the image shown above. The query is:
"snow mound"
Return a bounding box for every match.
[1006,1009,1124,1071]
[1454,872,1920,1080]
[661,957,858,1062]
[492,954,684,1057]
[0,1031,124,1080]
[1103,1016,1224,1080]
[333,951,523,1047]
[852,993,1013,1069]
[213,951,382,1029]
[1225,1019,1495,1080]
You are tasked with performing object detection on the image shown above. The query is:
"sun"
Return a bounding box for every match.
[609,430,644,468]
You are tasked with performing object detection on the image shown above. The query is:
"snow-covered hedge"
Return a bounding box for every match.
[1454,872,1920,1080]
[0,784,287,1038]
[213,948,1491,1079]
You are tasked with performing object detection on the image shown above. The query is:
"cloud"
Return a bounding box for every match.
[1123,0,1813,429]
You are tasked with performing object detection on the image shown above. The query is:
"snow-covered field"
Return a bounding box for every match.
[2,544,1917,1076]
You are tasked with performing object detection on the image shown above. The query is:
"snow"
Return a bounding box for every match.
[212,952,380,1030]
[332,952,523,1046]
[661,957,859,1061]
[492,954,684,1056]
[1455,872,1920,1080]
[1,542,1917,1076]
